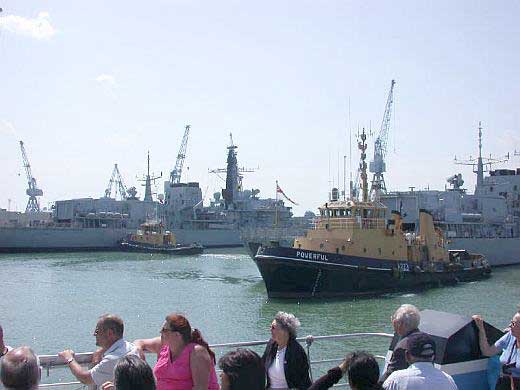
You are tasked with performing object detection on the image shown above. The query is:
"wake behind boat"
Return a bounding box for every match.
[120,221,203,255]
[254,130,491,298]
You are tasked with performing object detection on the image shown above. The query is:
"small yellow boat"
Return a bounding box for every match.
[120,221,203,255]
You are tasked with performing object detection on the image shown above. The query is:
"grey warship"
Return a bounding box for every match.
[0,129,301,252]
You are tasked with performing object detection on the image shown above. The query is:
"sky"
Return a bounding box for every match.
[0,0,519,216]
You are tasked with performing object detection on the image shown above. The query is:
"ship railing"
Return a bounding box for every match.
[36,332,393,389]
[313,218,387,230]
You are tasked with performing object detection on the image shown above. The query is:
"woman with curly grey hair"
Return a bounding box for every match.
[261,312,311,389]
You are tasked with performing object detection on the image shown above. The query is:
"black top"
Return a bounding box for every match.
[262,338,312,390]
[379,328,419,384]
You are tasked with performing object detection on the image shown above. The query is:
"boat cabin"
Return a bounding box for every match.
[316,200,388,230]
[129,221,176,246]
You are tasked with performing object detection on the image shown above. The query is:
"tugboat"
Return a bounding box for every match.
[120,221,204,255]
[254,130,491,298]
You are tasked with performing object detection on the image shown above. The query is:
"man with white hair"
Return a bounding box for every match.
[380,304,421,383]
[382,332,457,389]
[0,346,40,390]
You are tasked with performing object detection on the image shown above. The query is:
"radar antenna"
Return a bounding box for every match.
[209,133,256,208]
[369,80,396,200]
[454,121,509,193]
[19,141,43,213]
[139,151,162,202]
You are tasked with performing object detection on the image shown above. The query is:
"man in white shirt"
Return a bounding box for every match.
[59,314,138,388]
[382,332,458,390]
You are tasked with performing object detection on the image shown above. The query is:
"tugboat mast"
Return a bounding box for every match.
[358,129,369,202]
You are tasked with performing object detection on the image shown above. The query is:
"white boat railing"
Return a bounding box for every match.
[36,332,393,389]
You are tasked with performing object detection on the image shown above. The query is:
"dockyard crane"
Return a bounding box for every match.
[104,163,128,200]
[170,125,191,184]
[19,141,43,213]
[369,79,396,200]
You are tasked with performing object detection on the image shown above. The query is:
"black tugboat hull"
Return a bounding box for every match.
[254,247,491,298]
[120,242,204,255]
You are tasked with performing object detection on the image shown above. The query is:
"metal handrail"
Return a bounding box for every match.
[36,332,393,389]
[313,218,387,230]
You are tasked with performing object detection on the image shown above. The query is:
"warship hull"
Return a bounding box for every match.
[0,226,243,253]
[0,226,129,252]
[254,247,491,298]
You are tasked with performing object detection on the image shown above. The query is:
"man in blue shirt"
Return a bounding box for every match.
[473,308,520,389]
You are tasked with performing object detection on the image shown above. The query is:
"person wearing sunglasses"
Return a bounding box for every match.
[261,311,311,390]
[59,314,139,388]
[473,307,520,390]
[133,314,219,390]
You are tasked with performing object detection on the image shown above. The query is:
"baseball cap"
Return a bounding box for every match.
[407,332,436,359]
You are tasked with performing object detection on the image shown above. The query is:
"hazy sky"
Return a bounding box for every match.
[1,0,519,215]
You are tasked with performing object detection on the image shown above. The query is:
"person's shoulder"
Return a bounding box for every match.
[191,344,211,363]
[494,331,512,348]
[441,370,457,384]
[382,369,403,389]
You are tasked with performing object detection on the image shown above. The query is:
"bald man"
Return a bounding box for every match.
[0,346,40,390]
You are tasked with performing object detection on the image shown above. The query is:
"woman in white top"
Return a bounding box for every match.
[261,312,311,390]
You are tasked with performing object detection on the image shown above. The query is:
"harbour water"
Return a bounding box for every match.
[1,248,519,385]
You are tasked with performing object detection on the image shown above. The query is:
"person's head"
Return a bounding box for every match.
[405,332,436,364]
[161,314,215,363]
[270,312,300,344]
[344,351,380,390]
[114,355,155,390]
[218,349,265,390]
[0,346,40,390]
[510,307,520,339]
[391,304,420,336]
[94,314,124,348]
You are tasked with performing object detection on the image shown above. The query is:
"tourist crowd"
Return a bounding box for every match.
[1,304,519,390]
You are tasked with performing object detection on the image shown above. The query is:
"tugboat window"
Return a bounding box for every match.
[363,247,367,253]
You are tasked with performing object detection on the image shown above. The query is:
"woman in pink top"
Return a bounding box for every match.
[134,314,219,390]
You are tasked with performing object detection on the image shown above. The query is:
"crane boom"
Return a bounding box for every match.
[377,79,396,159]
[19,140,43,213]
[369,79,396,200]
[170,124,191,184]
[104,164,127,200]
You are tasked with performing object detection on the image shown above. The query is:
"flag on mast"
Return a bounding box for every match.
[276,181,299,206]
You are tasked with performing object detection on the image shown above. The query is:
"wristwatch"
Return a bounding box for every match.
[66,357,74,365]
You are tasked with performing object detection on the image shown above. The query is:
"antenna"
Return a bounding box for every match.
[139,151,162,202]
[454,121,508,193]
